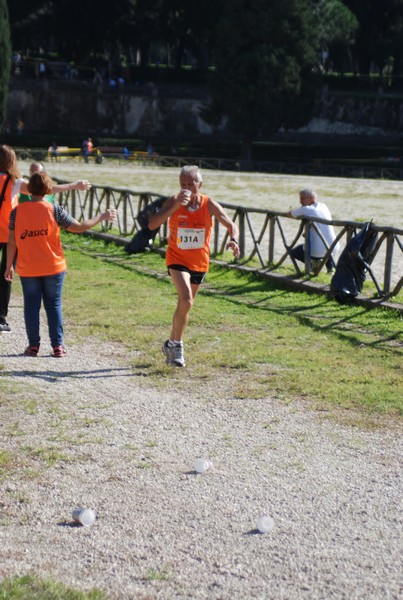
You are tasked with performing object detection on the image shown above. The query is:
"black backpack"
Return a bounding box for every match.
[330,222,379,304]
[125,196,167,254]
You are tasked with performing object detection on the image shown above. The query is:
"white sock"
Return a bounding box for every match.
[173,340,183,346]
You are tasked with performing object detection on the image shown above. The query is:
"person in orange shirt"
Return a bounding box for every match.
[82,138,93,163]
[5,171,117,357]
[0,144,91,333]
[148,165,240,367]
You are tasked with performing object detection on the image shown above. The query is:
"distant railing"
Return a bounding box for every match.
[15,148,403,181]
[55,182,403,301]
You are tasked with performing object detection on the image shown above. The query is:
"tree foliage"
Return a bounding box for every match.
[6,0,403,75]
[343,0,403,73]
[7,0,218,68]
[315,0,359,45]
[201,0,319,158]
[0,0,11,127]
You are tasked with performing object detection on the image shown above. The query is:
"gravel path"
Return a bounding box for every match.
[0,300,402,599]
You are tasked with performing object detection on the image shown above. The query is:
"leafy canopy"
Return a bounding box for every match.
[0,0,11,127]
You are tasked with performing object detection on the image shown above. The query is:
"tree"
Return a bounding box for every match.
[342,0,403,74]
[0,0,11,128]
[314,0,359,72]
[202,0,319,161]
[202,0,360,161]
[156,0,220,69]
[7,0,53,56]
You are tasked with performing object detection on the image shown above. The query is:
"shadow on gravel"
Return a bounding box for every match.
[1,367,134,382]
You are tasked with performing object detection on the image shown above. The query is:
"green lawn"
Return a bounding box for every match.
[55,234,403,420]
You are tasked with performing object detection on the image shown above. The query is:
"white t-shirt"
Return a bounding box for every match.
[0,174,25,208]
[12,177,25,198]
[291,201,340,257]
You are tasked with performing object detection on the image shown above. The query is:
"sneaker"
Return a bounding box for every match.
[52,345,67,357]
[162,340,174,364]
[0,322,11,333]
[24,345,40,357]
[172,343,185,367]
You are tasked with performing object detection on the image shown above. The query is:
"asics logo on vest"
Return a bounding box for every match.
[20,229,48,239]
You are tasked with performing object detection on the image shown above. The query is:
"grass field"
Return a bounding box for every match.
[8,161,403,421]
[55,234,403,419]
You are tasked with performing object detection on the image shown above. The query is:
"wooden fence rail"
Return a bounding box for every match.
[56,182,403,301]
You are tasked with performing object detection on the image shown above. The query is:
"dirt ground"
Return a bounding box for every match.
[0,301,402,600]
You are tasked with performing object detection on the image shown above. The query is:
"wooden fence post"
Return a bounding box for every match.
[268,216,275,265]
[238,209,246,259]
[384,232,394,294]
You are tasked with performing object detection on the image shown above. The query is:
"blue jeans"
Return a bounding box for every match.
[20,272,66,347]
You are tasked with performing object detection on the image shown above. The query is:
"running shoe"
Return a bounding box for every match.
[0,321,11,333]
[162,340,174,364]
[172,343,185,367]
[24,345,40,357]
[52,345,67,357]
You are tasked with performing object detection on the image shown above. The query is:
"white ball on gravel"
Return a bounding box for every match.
[256,515,274,533]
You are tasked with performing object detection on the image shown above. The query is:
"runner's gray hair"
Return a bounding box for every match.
[180,165,203,182]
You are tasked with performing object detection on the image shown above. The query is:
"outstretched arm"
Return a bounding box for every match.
[66,208,117,233]
[18,179,92,195]
[53,180,92,193]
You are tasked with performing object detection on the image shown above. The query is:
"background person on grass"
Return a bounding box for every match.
[5,171,117,358]
[0,144,91,333]
[18,162,55,204]
[148,165,240,368]
[287,188,340,274]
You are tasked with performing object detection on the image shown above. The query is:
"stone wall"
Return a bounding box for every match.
[6,80,216,137]
[6,79,403,138]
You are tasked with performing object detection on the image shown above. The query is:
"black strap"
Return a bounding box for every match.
[0,174,11,210]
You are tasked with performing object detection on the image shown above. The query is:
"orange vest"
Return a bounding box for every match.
[166,195,212,272]
[14,201,67,277]
[0,173,13,243]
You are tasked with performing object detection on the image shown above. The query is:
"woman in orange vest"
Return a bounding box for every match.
[5,171,116,357]
[0,144,91,332]
[0,146,20,331]
[148,165,240,367]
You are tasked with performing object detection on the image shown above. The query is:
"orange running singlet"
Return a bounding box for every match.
[166,195,212,272]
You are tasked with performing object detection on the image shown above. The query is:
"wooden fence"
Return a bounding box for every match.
[56,182,403,302]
